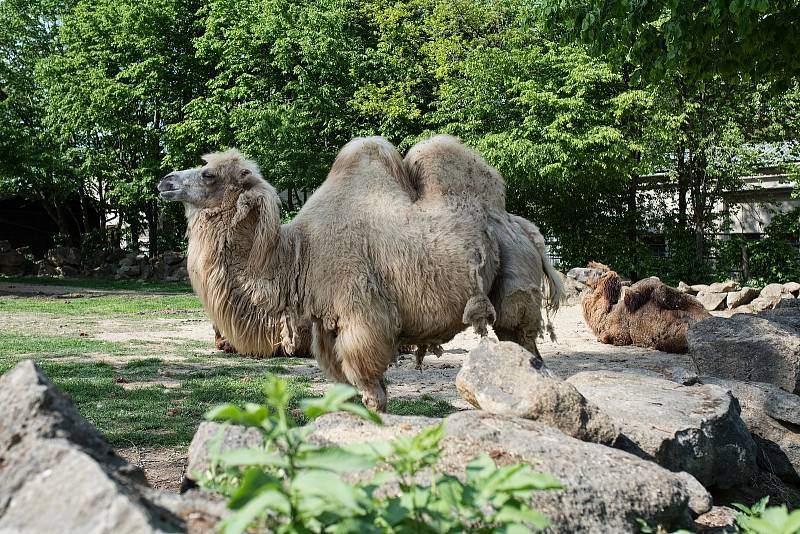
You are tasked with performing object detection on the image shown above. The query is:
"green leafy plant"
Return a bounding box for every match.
[733,497,800,534]
[203,377,560,533]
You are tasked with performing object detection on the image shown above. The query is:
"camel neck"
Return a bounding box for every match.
[186,207,298,354]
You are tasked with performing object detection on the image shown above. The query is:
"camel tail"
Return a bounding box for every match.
[540,246,565,342]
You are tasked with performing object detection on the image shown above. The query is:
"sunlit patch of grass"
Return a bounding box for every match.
[0,294,202,316]
[388,394,459,418]
[10,357,313,447]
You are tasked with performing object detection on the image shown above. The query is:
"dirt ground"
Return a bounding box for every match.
[1,281,699,492]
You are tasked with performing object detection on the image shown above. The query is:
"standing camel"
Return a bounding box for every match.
[159,135,563,410]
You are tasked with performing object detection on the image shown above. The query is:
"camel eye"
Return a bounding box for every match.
[201,170,217,183]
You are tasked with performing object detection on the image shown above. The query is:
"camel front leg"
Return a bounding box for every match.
[335,323,395,412]
[214,326,237,353]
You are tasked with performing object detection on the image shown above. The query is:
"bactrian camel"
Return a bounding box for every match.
[582,263,711,353]
[159,135,563,410]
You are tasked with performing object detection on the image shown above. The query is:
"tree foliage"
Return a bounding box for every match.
[0,0,798,282]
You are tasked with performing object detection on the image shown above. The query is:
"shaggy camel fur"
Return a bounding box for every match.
[212,314,311,357]
[582,264,711,353]
[160,135,563,410]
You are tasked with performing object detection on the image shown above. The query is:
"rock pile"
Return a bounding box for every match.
[678,279,799,312]
[31,247,190,282]
[4,325,800,532]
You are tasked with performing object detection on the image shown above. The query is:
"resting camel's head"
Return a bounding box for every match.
[159,149,265,210]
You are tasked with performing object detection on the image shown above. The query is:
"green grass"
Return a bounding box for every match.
[0,282,461,448]
[0,334,144,365]
[388,394,458,418]
[24,357,312,447]
[0,294,202,315]
[0,275,193,293]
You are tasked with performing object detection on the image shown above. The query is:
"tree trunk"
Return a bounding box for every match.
[146,200,159,257]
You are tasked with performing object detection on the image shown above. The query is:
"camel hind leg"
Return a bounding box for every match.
[493,287,547,366]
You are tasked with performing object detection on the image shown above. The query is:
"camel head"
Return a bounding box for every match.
[159,149,267,211]
[160,149,281,267]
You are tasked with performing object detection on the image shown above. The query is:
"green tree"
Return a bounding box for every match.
[38,0,207,254]
[0,0,81,242]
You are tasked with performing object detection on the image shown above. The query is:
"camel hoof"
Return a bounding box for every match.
[362,382,387,413]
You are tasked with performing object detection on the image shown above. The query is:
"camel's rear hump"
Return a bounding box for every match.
[404,135,505,209]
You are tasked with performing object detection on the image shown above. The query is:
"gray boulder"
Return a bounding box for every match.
[696,291,728,311]
[727,287,760,309]
[35,260,58,277]
[690,284,710,294]
[688,310,800,394]
[46,246,81,267]
[0,249,26,276]
[566,371,757,488]
[702,377,800,482]
[708,280,738,293]
[566,266,604,285]
[305,411,705,533]
[0,360,224,533]
[184,422,263,488]
[776,295,800,309]
[761,283,786,299]
[455,340,618,444]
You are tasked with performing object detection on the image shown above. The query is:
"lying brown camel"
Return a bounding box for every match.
[582,263,711,353]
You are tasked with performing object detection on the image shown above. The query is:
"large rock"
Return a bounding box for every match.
[455,340,618,444]
[776,295,800,309]
[566,371,757,488]
[761,283,786,299]
[750,294,781,312]
[45,246,81,267]
[566,266,605,285]
[690,284,710,294]
[0,360,224,533]
[184,422,263,489]
[727,287,760,308]
[305,411,705,533]
[678,281,696,295]
[785,282,800,297]
[702,377,800,482]
[696,290,728,311]
[688,310,800,394]
[708,280,738,293]
[0,249,26,275]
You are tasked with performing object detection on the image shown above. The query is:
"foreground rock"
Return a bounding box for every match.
[688,309,800,394]
[455,340,618,444]
[567,371,757,488]
[0,360,225,533]
[701,377,800,483]
[184,422,264,489]
[305,411,704,533]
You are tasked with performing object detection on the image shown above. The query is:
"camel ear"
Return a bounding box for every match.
[229,186,280,269]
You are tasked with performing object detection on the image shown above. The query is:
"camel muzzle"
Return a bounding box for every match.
[158,174,182,200]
